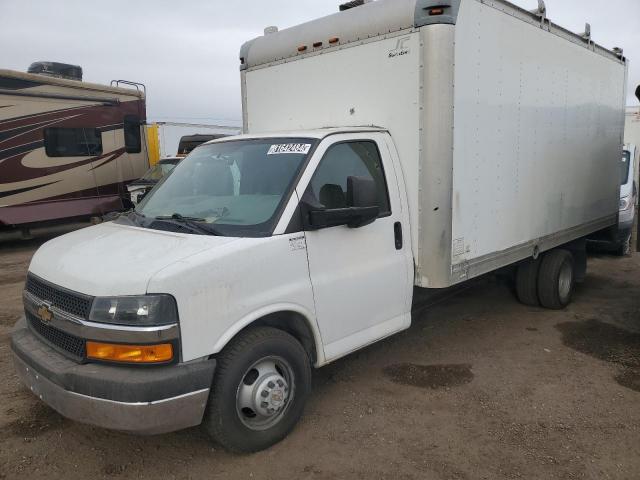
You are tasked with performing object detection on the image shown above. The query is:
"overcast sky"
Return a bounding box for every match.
[2,0,639,155]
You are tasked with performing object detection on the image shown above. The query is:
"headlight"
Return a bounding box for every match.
[619,196,632,212]
[89,295,178,326]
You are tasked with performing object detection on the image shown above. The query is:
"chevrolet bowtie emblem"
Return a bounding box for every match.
[37,304,53,324]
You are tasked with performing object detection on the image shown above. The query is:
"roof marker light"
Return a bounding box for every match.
[329,37,340,44]
[298,45,308,52]
[313,41,323,48]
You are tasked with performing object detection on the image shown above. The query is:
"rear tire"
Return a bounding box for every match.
[204,327,311,453]
[515,259,541,306]
[537,249,574,310]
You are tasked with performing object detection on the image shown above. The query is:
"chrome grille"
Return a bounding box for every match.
[26,311,86,359]
[25,274,93,319]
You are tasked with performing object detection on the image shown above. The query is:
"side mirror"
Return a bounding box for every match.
[307,205,379,229]
[302,176,380,230]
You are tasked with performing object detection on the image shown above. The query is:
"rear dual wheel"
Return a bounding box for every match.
[515,257,541,306]
[537,250,575,309]
[516,249,575,309]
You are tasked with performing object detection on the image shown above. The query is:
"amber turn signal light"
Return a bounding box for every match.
[429,7,444,15]
[86,341,173,363]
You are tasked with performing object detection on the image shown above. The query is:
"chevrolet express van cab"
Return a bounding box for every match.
[11,0,627,452]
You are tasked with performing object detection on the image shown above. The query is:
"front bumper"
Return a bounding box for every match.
[11,318,216,435]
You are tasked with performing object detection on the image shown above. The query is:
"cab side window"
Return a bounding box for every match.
[308,141,391,215]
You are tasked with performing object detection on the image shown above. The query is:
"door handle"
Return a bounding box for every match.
[394,222,403,250]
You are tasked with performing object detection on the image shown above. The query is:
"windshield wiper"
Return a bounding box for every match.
[154,213,222,236]
[155,213,206,222]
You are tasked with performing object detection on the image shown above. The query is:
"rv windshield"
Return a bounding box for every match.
[136,138,316,237]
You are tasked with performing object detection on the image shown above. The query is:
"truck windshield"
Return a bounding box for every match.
[621,150,631,185]
[136,138,316,237]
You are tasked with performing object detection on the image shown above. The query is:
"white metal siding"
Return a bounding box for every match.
[414,24,456,288]
[450,0,625,268]
[242,0,419,70]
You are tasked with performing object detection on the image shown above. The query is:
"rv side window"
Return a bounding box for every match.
[43,128,103,157]
[308,141,391,215]
[124,115,142,153]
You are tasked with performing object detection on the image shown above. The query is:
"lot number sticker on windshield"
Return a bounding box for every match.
[267,143,312,155]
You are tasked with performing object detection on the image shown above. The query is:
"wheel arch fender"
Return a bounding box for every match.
[211,304,325,366]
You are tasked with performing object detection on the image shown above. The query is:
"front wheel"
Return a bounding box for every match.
[204,327,311,453]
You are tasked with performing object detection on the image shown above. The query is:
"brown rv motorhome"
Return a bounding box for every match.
[0,63,149,230]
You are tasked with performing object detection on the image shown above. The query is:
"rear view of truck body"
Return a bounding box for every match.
[240,0,627,288]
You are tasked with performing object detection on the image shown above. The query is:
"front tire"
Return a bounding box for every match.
[537,249,575,310]
[204,327,311,453]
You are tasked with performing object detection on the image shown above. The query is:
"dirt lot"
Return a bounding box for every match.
[1,234,639,480]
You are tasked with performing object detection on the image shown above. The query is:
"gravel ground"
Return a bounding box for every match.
[0,233,639,480]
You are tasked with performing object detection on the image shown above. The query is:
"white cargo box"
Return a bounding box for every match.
[240,0,627,288]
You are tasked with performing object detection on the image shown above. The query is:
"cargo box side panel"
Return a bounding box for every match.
[244,32,423,251]
[450,0,625,282]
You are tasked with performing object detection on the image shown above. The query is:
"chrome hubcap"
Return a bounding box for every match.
[236,357,293,430]
[558,261,573,301]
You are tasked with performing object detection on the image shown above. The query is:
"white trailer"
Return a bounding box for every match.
[11,0,628,454]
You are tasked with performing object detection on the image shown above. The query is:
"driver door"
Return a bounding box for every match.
[296,134,413,361]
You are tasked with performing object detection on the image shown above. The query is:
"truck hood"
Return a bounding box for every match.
[29,222,239,296]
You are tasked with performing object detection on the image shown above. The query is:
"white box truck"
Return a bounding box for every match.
[11,0,627,452]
